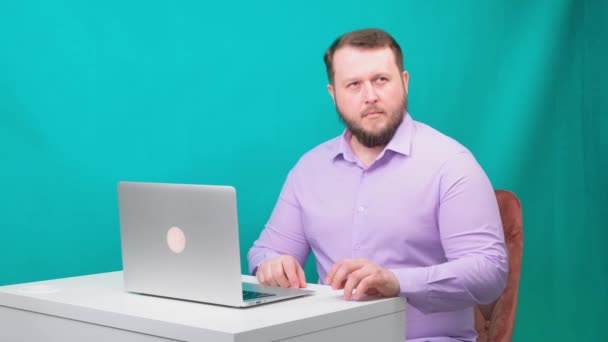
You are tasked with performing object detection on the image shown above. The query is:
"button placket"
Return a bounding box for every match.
[352,168,369,254]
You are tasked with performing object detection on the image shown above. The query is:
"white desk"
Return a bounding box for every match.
[0,271,406,341]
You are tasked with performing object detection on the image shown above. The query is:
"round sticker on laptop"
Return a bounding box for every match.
[167,226,186,254]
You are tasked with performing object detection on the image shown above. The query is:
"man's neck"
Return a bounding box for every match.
[349,135,385,168]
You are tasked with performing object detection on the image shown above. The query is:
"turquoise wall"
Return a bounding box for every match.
[1,1,606,340]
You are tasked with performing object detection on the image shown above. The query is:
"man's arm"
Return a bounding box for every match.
[390,151,508,313]
[247,169,311,277]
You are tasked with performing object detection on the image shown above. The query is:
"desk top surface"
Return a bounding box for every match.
[0,271,406,337]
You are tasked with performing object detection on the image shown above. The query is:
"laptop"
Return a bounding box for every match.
[117,181,314,307]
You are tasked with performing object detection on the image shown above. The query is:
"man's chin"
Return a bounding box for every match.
[353,131,389,146]
[361,124,388,136]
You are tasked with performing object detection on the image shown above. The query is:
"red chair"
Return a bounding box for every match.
[475,190,523,341]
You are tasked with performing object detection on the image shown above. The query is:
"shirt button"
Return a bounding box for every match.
[357,206,365,213]
[354,244,361,250]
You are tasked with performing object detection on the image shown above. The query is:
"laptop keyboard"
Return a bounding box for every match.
[242,290,275,300]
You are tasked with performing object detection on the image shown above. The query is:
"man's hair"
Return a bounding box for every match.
[323,28,404,84]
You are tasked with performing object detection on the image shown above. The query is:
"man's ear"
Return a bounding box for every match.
[402,71,409,94]
[327,84,336,103]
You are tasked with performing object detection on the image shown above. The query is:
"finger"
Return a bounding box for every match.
[332,261,362,290]
[282,258,300,288]
[331,263,349,289]
[354,276,373,301]
[257,266,265,284]
[296,263,307,288]
[258,263,270,285]
[343,267,369,300]
[264,265,278,287]
[325,260,344,285]
[272,261,291,288]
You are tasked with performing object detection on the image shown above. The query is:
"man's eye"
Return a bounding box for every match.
[377,77,388,83]
[348,82,359,88]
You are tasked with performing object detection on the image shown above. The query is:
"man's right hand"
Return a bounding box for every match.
[256,255,307,288]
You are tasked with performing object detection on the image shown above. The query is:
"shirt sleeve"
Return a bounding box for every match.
[247,168,311,275]
[390,152,508,314]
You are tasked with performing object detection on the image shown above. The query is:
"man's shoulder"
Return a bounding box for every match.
[289,135,341,175]
[299,135,341,162]
[411,119,473,163]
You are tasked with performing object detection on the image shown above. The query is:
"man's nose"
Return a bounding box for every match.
[363,82,379,104]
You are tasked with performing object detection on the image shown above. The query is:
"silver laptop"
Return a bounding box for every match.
[117,181,314,307]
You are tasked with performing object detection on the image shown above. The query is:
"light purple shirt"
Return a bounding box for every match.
[248,113,508,342]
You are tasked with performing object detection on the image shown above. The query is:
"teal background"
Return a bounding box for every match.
[1,1,606,340]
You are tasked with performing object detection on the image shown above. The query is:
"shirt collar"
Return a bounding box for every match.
[385,113,413,156]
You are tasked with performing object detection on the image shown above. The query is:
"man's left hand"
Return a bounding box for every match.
[325,258,401,301]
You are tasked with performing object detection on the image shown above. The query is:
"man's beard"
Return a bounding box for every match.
[336,96,407,148]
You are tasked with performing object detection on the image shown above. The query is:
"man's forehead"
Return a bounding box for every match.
[332,46,398,79]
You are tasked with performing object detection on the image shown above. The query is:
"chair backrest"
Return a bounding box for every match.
[474,190,523,342]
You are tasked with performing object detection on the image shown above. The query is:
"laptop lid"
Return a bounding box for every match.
[118,181,245,307]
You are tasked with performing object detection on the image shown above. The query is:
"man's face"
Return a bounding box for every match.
[328,46,409,148]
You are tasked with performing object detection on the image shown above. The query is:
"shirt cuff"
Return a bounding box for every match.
[390,267,429,300]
